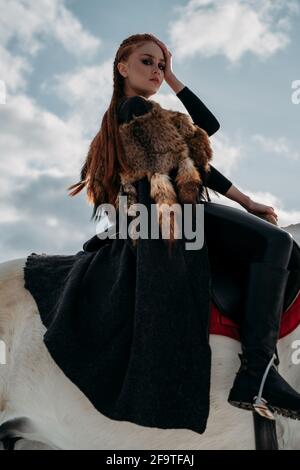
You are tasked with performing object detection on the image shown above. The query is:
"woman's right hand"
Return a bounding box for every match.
[246,199,279,225]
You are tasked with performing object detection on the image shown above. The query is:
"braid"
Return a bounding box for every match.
[67,33,160,221]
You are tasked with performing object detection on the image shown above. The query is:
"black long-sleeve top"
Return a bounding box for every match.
[117,86,233,195]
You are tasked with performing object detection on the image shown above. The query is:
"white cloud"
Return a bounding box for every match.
[0,44,32,92]
[50,3,101,57]
[45,58,114,135]
[0,0,101,56]
[0,0,103,197]
[0,94,94,262]
[210,132,242,175]
[0,0,101,92]
[169,0,299,63]
[0,202,23,223]
[0,91,89,196]
[252,133,300,161]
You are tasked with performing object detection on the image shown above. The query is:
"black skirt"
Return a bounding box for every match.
[23,177,212,435]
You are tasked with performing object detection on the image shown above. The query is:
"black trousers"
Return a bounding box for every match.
[203,201,294,269]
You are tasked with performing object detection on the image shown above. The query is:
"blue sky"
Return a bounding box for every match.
[0,0,300,263]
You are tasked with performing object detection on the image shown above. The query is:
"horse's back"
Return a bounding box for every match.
[0,258,26,283]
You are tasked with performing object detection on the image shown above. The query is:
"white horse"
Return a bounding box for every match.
[0,255,300,450]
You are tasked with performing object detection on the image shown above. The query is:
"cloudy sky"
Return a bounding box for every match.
[0,0,300,263]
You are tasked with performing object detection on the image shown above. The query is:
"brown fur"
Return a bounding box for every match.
[117,100,213,242]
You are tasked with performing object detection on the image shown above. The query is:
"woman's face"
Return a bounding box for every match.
[118,41,165,98]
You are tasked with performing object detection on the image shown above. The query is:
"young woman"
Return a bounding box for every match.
[68,33,300,420]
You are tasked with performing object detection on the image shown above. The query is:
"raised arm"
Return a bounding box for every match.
[176,86,220,137]
[174,86,234,196]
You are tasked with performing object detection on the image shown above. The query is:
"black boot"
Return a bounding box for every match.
[228,261,300,420]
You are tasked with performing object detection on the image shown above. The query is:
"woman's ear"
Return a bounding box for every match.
[117,61,127,78]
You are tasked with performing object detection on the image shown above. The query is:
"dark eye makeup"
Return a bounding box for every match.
[141,59,165,71]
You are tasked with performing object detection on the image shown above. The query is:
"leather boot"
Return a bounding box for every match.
[227,261,300,420]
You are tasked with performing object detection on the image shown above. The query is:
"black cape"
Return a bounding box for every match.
[23,177,212,435]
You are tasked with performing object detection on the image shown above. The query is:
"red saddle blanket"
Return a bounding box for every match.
[210,291,300,340]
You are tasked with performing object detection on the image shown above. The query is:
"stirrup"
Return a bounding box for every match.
[252,353,277,420]
[253,396,275,420]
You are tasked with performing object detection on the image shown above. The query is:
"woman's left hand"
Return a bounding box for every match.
[246,199,278,224]
[152,36,174,82]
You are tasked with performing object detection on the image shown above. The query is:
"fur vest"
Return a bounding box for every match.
[117,99,213,240]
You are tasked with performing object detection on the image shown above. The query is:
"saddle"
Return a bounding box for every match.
[209,233,300,324]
